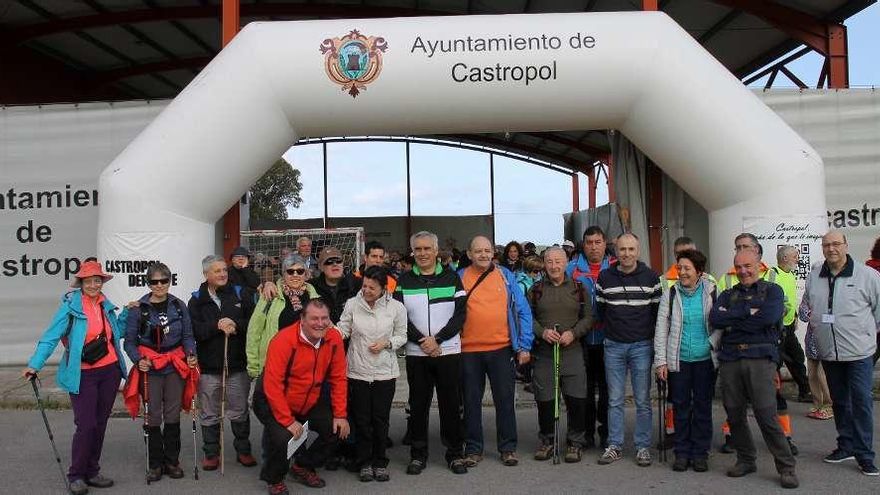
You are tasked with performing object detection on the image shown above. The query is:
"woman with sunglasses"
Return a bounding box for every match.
[123,262,197,481]
[246,255,319,379]
[21,260,129,495]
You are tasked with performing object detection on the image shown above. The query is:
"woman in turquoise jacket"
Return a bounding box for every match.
[22,260,129,495]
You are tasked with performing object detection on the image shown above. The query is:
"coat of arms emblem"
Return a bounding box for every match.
[319,30,388,98]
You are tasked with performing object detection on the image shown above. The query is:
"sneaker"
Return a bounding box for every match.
[406,459,425,475]
[358,466,374,482]
[817,407,834,420]
[146,467,162,482]
[534,443,554,461]
[289,464,326,488]
[85,474,114,488]
[501,451,519,466]
[787,438,799,456]
[780,470,799,489]
[237,453,258,467]
[824,449,855,463]
[719,436,735,454]
[69,479,89,495]
[448,458,468,475]
[267,481,290,495]
[692,458,708,472]
[859,461,879,476]
[163,463,184,479]
[726,463,757,478]
[202,456,219,471]
[564,445,582,463]
[463,453,483,467]
[636,448,652,467]
[373,467,390,482]
[598,445,622,465]
[672,457,689,472]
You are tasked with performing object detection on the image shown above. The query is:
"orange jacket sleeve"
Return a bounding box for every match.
[263,330,296,427]
[327,334,348,419]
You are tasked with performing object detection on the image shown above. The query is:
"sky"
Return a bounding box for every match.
[281,3,879,246]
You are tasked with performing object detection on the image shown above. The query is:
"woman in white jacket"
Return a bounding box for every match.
[653,249,719,473]
[337,266,407,483]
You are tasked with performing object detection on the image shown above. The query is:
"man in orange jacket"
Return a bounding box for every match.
[253,299,349,495]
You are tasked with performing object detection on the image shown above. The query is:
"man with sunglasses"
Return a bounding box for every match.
[309,247,362,325]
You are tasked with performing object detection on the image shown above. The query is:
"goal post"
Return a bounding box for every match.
[241,227,364,282]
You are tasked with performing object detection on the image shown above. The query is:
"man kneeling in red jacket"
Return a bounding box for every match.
[253,299,349,495]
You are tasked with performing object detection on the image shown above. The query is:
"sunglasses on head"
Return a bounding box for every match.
[323,258,343,266]
[286,268,306,275]
[148,278,170,286]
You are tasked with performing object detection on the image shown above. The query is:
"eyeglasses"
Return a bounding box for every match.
[286,268,306,275]
[821,241,846,249]
[323,258,343,266]
[148,278,170,286]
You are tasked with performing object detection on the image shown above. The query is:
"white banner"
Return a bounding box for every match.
[742,215,826,290]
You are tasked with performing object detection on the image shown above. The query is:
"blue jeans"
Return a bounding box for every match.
[604,339,653,449]
[823,357,875,463]
[668,359,714,460]
[462,347,517,454]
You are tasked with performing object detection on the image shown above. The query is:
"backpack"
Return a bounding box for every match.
[139,298,185,338]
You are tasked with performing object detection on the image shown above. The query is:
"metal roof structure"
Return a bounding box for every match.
[0,0,873,188]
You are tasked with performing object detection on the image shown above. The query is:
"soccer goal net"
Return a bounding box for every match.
[241,227,364,282]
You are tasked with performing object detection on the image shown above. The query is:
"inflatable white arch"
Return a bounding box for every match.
[98,11,824,301]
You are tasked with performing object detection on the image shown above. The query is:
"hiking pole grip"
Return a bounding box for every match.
[29,374,70,493]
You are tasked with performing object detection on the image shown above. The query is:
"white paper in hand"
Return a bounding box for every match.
[287,421,309,459]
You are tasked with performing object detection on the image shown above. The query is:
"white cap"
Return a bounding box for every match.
[562,240,575,248]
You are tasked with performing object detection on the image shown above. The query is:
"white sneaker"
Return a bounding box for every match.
[598,445,622,465]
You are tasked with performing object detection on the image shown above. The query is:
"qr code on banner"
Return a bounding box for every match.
[796,244,811,280]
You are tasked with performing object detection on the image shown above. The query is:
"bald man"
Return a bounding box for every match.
[457,236,533,467]
[710,250,798,489]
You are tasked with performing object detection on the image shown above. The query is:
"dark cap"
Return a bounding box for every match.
[230,246,250,258]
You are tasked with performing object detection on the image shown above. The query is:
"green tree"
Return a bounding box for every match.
[249,158,303,221]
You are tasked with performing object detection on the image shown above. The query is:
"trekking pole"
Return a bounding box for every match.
[28,374,70,494]
[190,360,199,480]
[144,372,151,484]
[656,377,667,464]
[220,333,228,476]
[552,324,561,465]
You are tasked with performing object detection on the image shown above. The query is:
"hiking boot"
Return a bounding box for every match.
[373,467,390,482]
[448,458,468,475]
[636,448,652,467]
[289,464,326,488]
[163,463,184,479]
[463,453,483,467]
[146,467,163,482]
[672,457,689,472]
[238,453,258,467]
[564,445,582,463]
[358,466,374,482]
[598,445,622,465]
[202,456,219,471]
[719,436,735,454]
[534,443,554,461]
[787,438,799,456]
[406,459,425,475]
[780,471,799,489]
[267,481,290,495]
[85,474,114,488]
[824,448,855,463]
[859,460,879,476]
[726,463,757,477]
[501,451,519,466]
[692,458,709,472]
[69,479,89,495]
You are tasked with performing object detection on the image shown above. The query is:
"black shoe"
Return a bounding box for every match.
[163,463,184,479]
[727,463,757,478]
[692,458,709,472]
[406,459,425,475]
[859,460,880,476]
[787,438,799,456]
[448,458,468,475]
[672,458,689,472]
[85,474,114,488]
[824,448,855,463]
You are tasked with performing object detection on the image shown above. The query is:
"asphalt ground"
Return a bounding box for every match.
[2,398,878,495]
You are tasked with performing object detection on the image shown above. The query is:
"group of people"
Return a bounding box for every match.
[20,228,880,494]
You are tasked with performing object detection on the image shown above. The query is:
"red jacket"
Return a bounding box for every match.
[263,321,347,427]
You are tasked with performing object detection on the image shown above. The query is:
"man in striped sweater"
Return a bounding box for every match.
[595,233,662,467]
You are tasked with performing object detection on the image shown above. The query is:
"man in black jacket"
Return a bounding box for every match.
[309,247,362,324]
[228,246,260,292]
[189,255,256,470]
